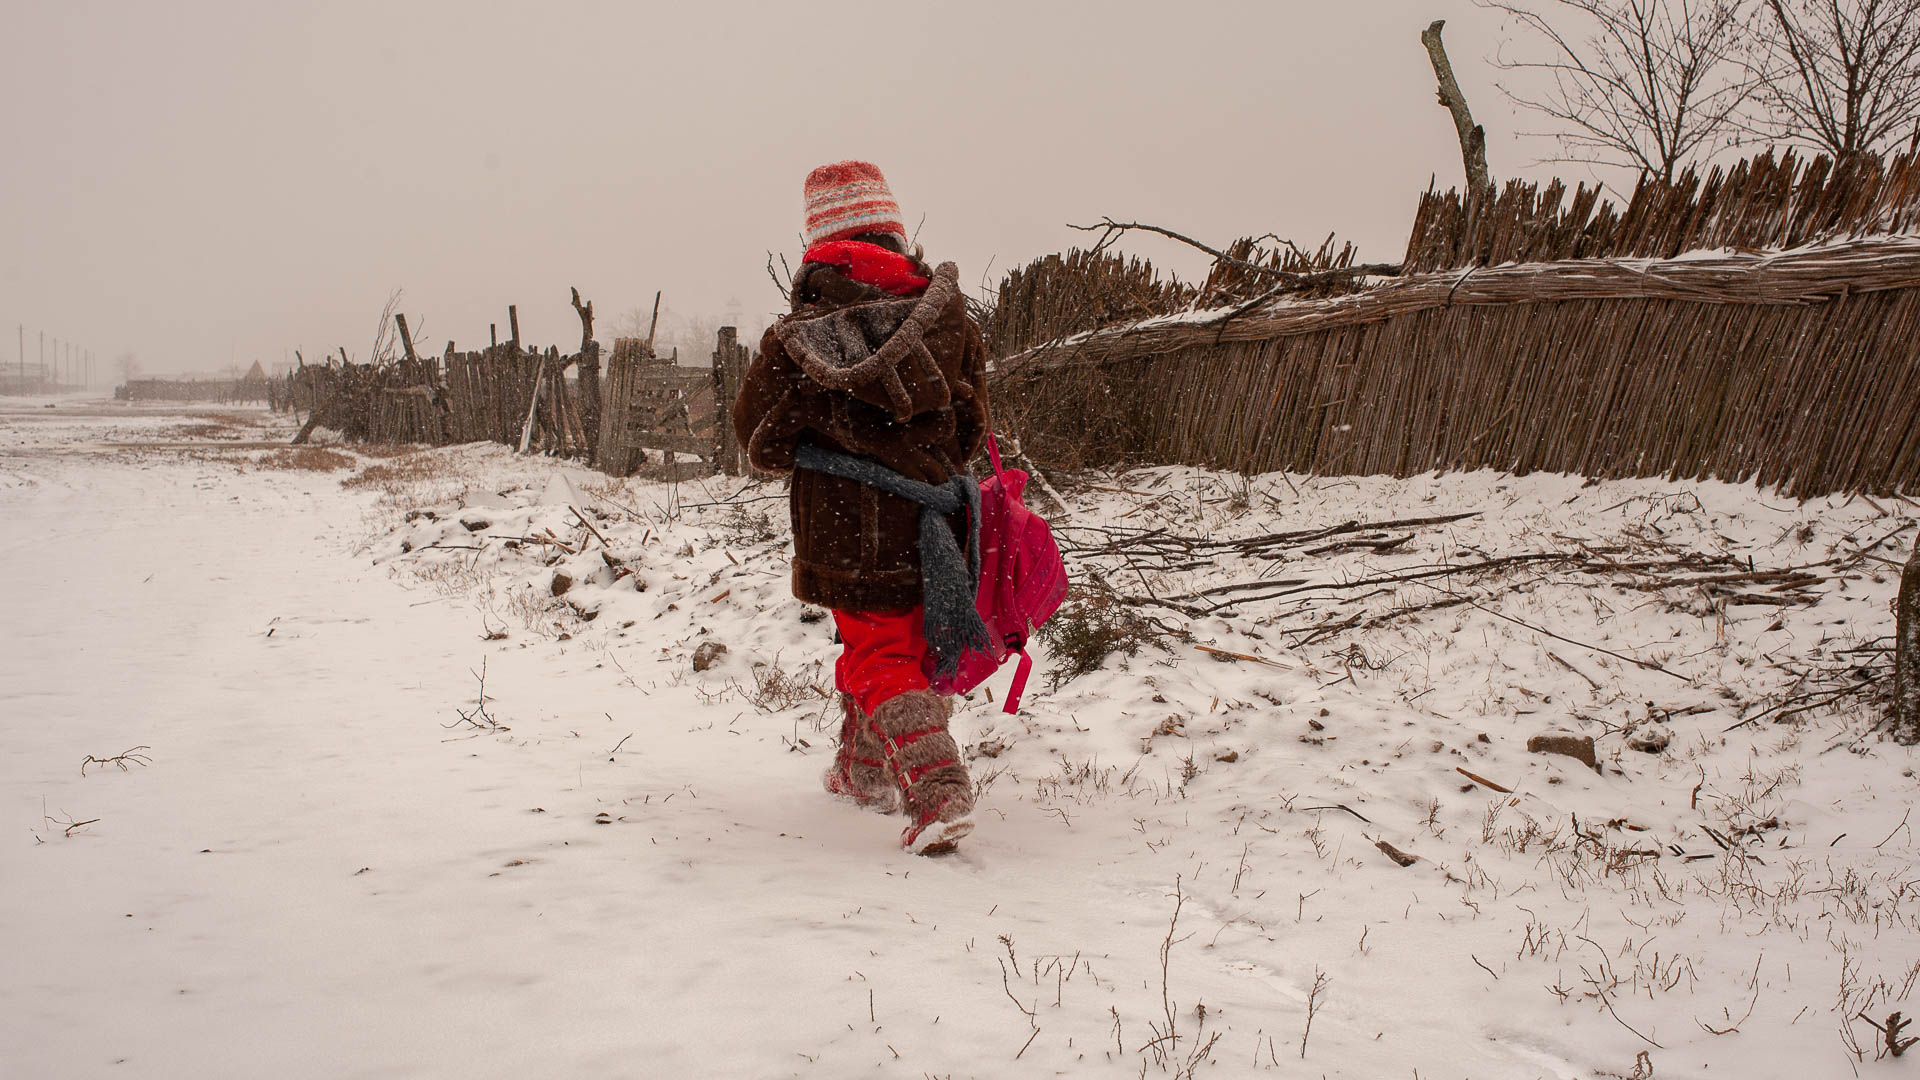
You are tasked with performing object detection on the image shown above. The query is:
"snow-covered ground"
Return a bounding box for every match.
[3,397,1917,1079]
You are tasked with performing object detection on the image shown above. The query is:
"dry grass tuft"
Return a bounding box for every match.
[341,451,475,509]
[168,422,242,440]
[256,447,356,472]
[1037,589,1174,690]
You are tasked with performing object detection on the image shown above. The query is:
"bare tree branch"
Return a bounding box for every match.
[1480,0,1756,185]
[1745,0,1920,158]
[1066,218,1400,280]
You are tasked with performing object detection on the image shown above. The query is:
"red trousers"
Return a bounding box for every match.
[832,608,930,716]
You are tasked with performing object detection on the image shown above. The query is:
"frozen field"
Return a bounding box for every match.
[3,397,1917,1079]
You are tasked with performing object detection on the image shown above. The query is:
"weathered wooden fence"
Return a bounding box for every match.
[118,377,271,403]
[288,301,753,477]
[598,338,718,474]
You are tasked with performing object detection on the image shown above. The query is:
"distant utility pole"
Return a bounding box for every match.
[16,324,21,381]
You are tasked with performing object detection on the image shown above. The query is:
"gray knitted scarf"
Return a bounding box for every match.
[793,442,989,677]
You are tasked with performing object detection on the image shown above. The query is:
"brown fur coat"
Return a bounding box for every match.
[731,261,990,611]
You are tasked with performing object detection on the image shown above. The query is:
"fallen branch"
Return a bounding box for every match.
[1456,766,1514,794]
[81,746,153,776]
[1194,644,1293,668]
[1448,591,1690,682]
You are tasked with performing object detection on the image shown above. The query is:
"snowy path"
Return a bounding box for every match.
[0,414,1106,1077]
[0,410,1237,1078]
[5,401,1918,1079]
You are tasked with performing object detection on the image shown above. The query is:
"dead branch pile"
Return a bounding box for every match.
[1056,477,1915,727]
[1062,509,1837,633]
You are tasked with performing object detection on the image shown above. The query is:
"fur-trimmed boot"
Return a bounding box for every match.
[824,693,894,808]
[867,689,975,854]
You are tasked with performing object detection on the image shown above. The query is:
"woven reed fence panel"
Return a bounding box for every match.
[1405,148,1920,273]
[994,240,1920,496]
[981,248,1196,359]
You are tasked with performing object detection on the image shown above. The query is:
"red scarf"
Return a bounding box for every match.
[803,240,930,296]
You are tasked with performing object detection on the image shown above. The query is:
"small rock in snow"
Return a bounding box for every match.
[1526,732,1598,772]
[692,641,728,672]
[550,572,573,597]
[1626,723,1673,753]
[1375,840,1419,867]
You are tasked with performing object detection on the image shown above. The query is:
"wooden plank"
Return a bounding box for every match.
[629,368,712,393]
[624,432,714,457]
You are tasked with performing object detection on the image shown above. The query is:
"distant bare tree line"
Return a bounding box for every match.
[1475,0,1920,186]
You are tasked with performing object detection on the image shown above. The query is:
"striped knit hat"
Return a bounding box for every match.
[803,161,907,247]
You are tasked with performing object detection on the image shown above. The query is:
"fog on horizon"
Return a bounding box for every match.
[3,1,1587,380]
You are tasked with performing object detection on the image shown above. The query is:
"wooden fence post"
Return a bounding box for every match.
[710,326,753,475]
[598,338,638,476]
[571,287,603,466]
[395,313,418,363]
[712,327,735,474]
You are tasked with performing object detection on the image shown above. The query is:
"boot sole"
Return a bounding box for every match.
[906,817,974,855]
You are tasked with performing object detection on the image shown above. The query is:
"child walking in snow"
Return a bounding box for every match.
[731,161,991,854]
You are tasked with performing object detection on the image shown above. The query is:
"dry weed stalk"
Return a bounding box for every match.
[1299,967,1328,1059]
[446,658,507,734]
[35,798,98,841]
[80,746,152,776]
[1134,876,1220,1077]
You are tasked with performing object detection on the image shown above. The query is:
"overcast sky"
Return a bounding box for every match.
[2,1,1582,376]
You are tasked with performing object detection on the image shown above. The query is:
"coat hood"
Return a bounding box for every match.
[772,262,963,423]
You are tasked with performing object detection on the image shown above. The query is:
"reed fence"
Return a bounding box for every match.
[1403,148,1920,273]
[990,149,1920,497]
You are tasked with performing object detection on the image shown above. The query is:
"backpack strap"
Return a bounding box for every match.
[985,431,1006,479]
[1002,646,1034,714]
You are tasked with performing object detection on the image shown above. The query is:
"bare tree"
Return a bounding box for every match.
[1480,0,1756,185]
[1746,0,1920,159]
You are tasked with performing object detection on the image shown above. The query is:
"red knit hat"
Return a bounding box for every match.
[803,161,907,247]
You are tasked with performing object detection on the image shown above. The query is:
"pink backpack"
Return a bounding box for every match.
[925,434,1068,713]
